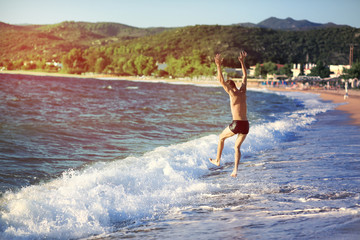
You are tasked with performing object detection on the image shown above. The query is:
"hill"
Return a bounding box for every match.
[0,21,170,61]
[236,17,349,31]
[258,17,323,30]
[115,24,360,66]
[1,19,359,73]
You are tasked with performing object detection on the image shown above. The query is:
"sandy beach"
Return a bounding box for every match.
[265,86,360,126]
[1,70,359,126]
[316,91,360,126]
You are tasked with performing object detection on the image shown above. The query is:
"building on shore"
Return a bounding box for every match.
[329,65,351,78]
[291,63,316,77]
[291,63,351,78]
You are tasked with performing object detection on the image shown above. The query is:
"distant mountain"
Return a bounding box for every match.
[38,21,170,40]
[258,17,322,30]
[235,22,257,28]
[236,17,349,30]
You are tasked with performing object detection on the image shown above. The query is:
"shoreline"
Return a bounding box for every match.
[265,87,360,126]
[1,70,359,126]
[318,92,360,126]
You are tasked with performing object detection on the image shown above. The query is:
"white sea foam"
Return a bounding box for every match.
[0,135,221,239]
[0,90,337,239]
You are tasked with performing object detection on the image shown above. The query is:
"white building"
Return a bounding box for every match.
[329,65,350,78]
[291,63,316,77]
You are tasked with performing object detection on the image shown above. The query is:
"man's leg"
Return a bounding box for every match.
[209,126,235,166]
[231,133,247,177]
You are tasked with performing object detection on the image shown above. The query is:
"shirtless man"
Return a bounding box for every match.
[209,50,249,177]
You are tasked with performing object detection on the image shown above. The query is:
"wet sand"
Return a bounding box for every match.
[317,91,360,126]
[265,87,360,126]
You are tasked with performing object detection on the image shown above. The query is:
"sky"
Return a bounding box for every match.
[0,0,359,28]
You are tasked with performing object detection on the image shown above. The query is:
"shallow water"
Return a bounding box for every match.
[0,74,359,239]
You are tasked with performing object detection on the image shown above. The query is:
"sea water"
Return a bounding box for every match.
[0,74,359,239]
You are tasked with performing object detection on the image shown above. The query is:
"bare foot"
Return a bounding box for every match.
[209,158,220,166]
[230,171,237,178]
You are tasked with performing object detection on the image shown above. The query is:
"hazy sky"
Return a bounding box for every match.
[1,0,359,28]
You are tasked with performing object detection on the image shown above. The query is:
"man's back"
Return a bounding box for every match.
[229,84,247,121]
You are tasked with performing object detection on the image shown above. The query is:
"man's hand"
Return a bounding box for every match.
[238,50,247,63]
[214,54,223,67]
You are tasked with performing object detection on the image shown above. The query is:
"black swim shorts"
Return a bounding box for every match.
[229,120,249,134]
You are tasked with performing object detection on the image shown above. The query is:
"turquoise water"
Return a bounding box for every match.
[0,74,359,239]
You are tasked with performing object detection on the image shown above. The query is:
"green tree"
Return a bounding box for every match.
[2,59,14,70]
[111,57,128,75]
[254,62,277,77]
[123,57,136,75]
[142,56,157,76]
[309,60,330,78]
[37,59,46,70]
[85,48,101,72]
[95,57,107,73]
[134,55,157,76]
[167,56,195,77]
[22,61,36,70]
[13,59,24,70]
[345,61,360,79]
[61,48,88,74]
[254,63,263,77]
[165,55,181,77]
[279,63,293,77]
[165,51,215,78]
[263,62,277,75]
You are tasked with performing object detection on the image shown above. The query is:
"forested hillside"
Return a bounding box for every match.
[0,21,169,62]
[1,20,359,76]
[118,24,359,66]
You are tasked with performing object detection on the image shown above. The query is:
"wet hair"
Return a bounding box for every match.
[226,80,236,89]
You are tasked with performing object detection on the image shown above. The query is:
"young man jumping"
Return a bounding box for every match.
[209,51,249,177]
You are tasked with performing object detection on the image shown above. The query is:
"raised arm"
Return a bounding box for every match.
[238,50,247,91]
[215,54,232,94]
